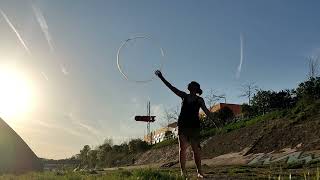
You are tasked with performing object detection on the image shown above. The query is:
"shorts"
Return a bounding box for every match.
[178,127,200,144]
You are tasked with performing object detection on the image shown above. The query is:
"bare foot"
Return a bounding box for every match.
[181,170,188,179]
[197,173,206,179]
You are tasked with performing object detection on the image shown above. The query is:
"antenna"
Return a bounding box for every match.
[147,101,151,144]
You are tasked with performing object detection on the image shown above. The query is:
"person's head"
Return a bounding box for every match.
[187,81,202,95]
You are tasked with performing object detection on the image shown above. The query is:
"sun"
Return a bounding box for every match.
[0,66,34,120]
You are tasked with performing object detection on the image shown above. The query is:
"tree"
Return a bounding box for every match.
[307,56,319,78]
[163,105,180,127]
[251,89,296,115]
[88,150,98,168]
[251,90,272,114]
[239,82,258,105]
[241,103,258,118]
[205,89,221,107]
[128,139,149,153]
[79,145,91,166]
[205,89,227,108]
[96,139,113,167]
[118,143,129,154]
[296,77,320,102]
[268,90,296,110]
[216,107,234,124]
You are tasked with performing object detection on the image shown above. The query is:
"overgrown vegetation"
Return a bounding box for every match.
[71,138,150,169]
[151,138,177,149]
[0,169,183,180]
[153,76,320,149]
[2,165,320,180]
[69,77,320,169]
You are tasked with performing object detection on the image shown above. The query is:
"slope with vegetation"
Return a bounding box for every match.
[68,77,320,169]
[137,76,320,165]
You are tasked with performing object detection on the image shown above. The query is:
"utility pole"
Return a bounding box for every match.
[147,101,151,144]
[134,101,155,145]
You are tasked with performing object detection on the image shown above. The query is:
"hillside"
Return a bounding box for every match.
[135,103,320,166]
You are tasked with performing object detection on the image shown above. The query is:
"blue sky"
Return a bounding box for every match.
[0,0,319,159]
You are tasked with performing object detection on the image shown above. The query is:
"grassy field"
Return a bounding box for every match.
[1,164,320,180]
[0,169,183,180]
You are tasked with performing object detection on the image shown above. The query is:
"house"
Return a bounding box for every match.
[200,103,242,117]
[145,103,242,144]
[144,122,178,144]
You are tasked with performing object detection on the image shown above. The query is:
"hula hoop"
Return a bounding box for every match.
[116,35,165,83]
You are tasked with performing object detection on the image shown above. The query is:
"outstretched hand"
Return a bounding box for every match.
[155,70,163,78]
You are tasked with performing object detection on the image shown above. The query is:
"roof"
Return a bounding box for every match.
[168,122,178,128]
[200,103,242,116]
[210,103,242,116]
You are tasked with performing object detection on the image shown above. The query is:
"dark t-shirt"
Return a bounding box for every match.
[178,93,202,128]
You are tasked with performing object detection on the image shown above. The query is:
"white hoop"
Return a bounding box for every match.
[116,35,165,83]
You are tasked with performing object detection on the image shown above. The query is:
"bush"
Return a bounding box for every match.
[151,138,177,149]
[133,169,182,180]
[200,128,219,139]
[289,100,320,122]
[128,139,150,153]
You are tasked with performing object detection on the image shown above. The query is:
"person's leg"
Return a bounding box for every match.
[178,134,188,176]
[190,142,202,173]
[191,140,204,178]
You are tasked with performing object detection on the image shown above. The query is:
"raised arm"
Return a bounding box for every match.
[155,70,186,99]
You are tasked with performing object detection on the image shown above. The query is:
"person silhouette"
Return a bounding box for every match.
[155,70,212,179]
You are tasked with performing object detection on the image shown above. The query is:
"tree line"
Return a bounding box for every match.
[72,138,149,169]
[242,76,320,118]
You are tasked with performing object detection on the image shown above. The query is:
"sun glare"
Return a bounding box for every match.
[0,66,34,120]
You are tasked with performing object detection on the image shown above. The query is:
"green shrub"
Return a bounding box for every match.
[151,138,177,149]
[0,169,183,180]
[200,128,219,139]
[132,169,182,180]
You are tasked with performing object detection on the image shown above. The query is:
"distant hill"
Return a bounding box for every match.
[0,118,43,174]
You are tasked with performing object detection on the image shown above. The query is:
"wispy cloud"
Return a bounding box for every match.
[66,112,103,143]
[151,104,167,129]
[129,97,142,119]
[41,71,49,81]
[32,4,54,52]
[60,64,69,75]
[151,104,165,118]
[0,9,31,55]
[34,119,84,137]
[236,33,244,79]
[32,4,70,76]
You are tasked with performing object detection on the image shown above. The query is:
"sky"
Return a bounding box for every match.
[0,0,320,159]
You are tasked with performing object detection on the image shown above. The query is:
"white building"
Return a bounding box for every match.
[144,122,178,144]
